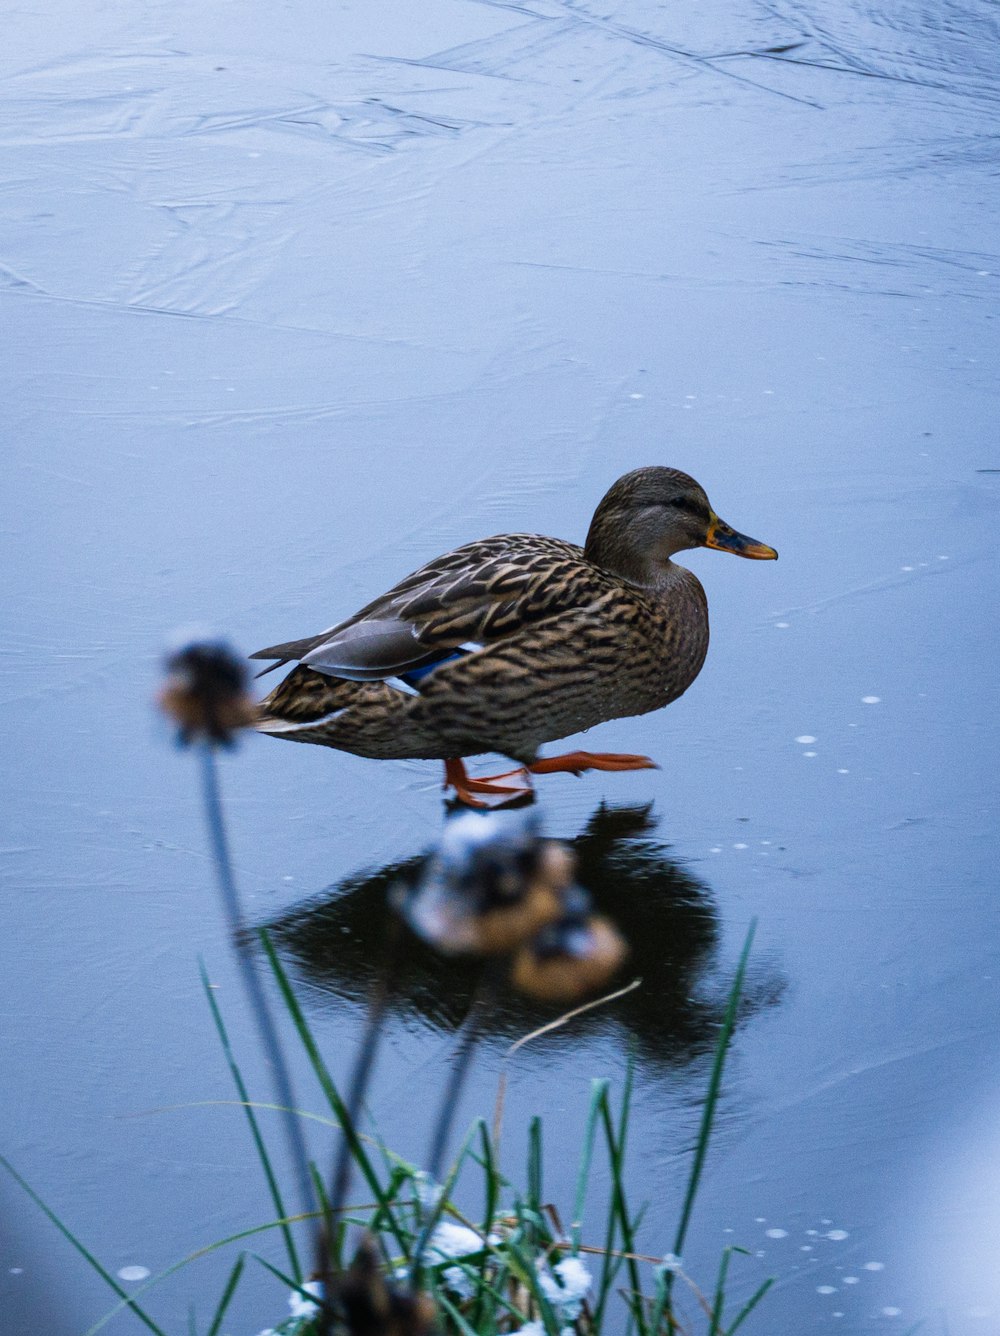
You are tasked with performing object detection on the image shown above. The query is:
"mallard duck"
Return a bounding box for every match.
[252,467,777,805]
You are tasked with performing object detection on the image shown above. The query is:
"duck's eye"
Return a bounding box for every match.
[666,494,710,520]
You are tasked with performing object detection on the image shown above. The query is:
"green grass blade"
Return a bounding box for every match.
[503,1236,563,1336]
[0,1153,168,1336]
[258,931,408,1255]
[468,1119,501,1335]
[571,1078,608,1254]
[647,1261,671,1336]
[710,1245,733,1334]
[598,1082,647,1336]
[252,1252,317,1303]
[205,1252,246,1336]
[672,920,757,1262]
[526,1115,543,1249]
[477,1118,499,1237]
[723,1276,774,1334]
[199,958,301,1281]
[435,1288,485,1336]
[589,1088,625,1332]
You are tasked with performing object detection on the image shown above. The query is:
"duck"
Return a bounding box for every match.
[252,467,777,805]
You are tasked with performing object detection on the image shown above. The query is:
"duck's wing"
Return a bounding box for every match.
[250,534,607,682]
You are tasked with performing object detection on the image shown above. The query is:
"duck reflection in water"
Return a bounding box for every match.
[268,804,783,1067]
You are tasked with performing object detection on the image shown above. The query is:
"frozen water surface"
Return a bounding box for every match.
[2,0,999,1332]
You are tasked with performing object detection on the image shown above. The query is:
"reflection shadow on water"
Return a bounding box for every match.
[268,804,784,1070]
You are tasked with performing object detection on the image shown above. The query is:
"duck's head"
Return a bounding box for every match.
[584,466,777,584]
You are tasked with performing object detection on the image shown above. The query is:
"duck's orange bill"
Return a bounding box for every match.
[704,513,778,560]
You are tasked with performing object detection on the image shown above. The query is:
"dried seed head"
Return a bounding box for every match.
[511,896,628,1003]
[393,810,571,955]
[338,1236,437,1336]
[158,638,256,746]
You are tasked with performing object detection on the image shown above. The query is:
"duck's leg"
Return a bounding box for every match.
[528,751,659,776]
[472,751,658,782]
[444,750,658,805]
[443,758,534,808]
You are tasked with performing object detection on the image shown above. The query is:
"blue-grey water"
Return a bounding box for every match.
[3,0,999,1332]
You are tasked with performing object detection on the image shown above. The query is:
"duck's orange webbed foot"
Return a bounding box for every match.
[528,750,659,776]
[442,751,659,806]
[443,758,534,808]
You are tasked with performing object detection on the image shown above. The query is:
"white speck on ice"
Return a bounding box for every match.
[864,1261,885,1271]
[837,768,849,774]
[861,696,881,705]
[800,1245,813,1252]
[937,555,949,561]
[629,393,644,400]
[710,846,722,853]
[901,565,913,572]
[117,1266,151,1282]
[755,1217,766,1223]
[827,1229,849,1241]
[9,1268,23,1275]
[817,1285,836,1295]
[843,1276,859,1285]
[775,622,790,629]
[803,751,817,757]
[806,1229,818,1236]
[765,1228,787,1239]
[795,735,817,744]
[734,842,748,850]
[882,1307,902,1317]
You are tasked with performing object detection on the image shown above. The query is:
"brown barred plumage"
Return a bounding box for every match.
[253,467,776,770]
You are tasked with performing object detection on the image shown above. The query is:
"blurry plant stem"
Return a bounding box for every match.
[408,964,501,1287]
[315,919,402,1336]
[428,961,502,1183]
[197,743,317,1230]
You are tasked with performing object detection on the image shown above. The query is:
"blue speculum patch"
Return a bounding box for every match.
[399,649,468,689]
